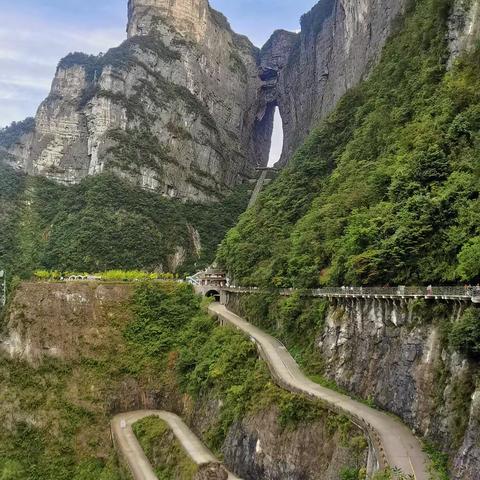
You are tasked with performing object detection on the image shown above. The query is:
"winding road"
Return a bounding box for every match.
[209,303,430,480]
[111,410,241,480]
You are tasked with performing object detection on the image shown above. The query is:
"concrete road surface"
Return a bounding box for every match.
[112,410,241,480]
[210,303,429,480]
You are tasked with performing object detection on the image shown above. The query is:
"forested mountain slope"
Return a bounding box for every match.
[218,0,480,288]
[0,161,249,280]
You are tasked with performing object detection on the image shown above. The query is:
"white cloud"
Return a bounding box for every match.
[0,10,125,127]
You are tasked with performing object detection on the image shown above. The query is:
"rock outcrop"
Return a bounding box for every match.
[260,0,410,165]
[319,298,480,480]
[224,291,480,480]
[194,463,228,480]
[223,407,365,480]
[9,0,264,201]
[6,0,479,197]
[448,0,480,65]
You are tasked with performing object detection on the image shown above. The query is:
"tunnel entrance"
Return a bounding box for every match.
[268,106,284,167]
[205,289,221,302]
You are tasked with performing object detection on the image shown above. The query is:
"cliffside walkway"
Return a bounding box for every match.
[112,410,241,480]
[209,303,430,480]
[223,285,480,303]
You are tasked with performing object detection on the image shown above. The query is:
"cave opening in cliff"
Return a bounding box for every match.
[268,106,284,167]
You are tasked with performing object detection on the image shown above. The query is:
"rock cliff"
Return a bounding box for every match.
[319,298,480,480]
[224,291,480,479]
[222,407,365,480]
[448,0,480,64]
[6,0,478,195]
[260,0,410,165]
[9,0,264,201]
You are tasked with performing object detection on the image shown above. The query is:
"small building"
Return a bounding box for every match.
[198,267,227,289]
[191,267,227,301]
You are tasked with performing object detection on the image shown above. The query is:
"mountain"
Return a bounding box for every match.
[1,0,429,276]
[218,0,480,289]
[6,0,264,202]
[4,0,426,201]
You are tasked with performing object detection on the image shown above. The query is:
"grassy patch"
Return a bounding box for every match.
[132,416,198,479]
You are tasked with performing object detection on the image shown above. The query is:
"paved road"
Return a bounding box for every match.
[112,410,241,480]
[210,303,430,480]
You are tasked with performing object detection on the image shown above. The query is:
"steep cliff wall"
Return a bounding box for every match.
[9,0,264,201]
[8,0,478,196]
[448,0,480,64]
[259,0,409,165]
[320,298,480,480]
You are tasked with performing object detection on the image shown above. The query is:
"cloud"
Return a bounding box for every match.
[0,0,315,128]
[0,7,125,127]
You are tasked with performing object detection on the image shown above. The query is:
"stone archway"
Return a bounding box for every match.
[205,289,221,302]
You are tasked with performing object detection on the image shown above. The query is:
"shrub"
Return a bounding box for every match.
[457,237,480,280]
[449,308,480,359]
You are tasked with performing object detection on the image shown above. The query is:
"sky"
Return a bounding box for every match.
[0,0,315,163]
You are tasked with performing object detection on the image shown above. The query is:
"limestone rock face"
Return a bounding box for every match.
[7,0,480,198]
[448,0,480,65]
[193,463,228,480]
[260,0,410,165]
[127,0,209,41]
[318,298,480,480]
[10,1,263,202]
[222,406,365,480]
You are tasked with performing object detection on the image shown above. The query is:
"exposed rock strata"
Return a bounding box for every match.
[7,0,479,195]
[260,0,409,165]
[9,0,264,201]
[224,292,480,480]
[318,298,480,480]
[223,407,365,480]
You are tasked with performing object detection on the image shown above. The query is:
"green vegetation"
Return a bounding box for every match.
[58,36,180,83]
[32,269,179,281]
[0,117,35,148]
[234,292,331,381]
[0,355,124,479]
[0,282,364,478]
[0,168,249,282]
[229,51,247,80]
[106,127,176,177]
[218,0,480,288]
[127,283,355,453]
[132,416,198,479]
[0,163,25,289]
[424,443,451,480]
[371,469,416,480]
[449,307,480,359]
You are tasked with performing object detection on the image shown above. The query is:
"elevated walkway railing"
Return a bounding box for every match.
[223,285,480,302]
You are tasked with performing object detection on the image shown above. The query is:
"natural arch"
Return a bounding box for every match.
[268,106,284,167]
